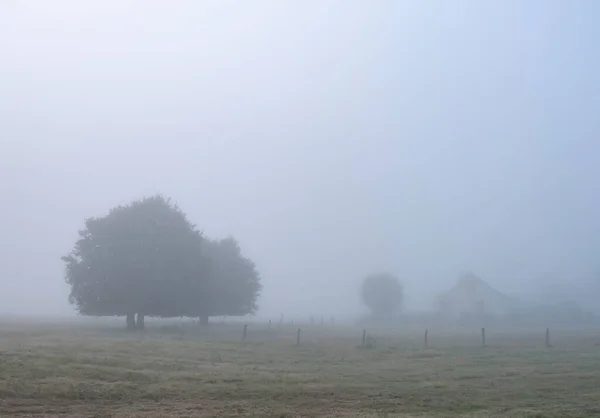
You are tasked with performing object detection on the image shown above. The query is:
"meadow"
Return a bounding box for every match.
[1,318,599,417]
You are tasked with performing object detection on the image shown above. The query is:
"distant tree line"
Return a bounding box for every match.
[62,195,261,330]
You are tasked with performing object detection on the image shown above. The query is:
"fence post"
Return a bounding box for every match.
[424,329,428,349]
[242,324,248,341]
[545,328,551,348]
[362,329,366,346]
[481,327,486,347]
[297,328,301,346]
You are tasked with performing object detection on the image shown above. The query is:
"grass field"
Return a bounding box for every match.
[1,319,599,417]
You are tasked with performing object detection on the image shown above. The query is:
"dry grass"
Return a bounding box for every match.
[1,319,600,417]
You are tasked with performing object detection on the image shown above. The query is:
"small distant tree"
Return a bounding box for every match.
[361,273,403,317]
[198,237,262,324]
[62,195,207,330]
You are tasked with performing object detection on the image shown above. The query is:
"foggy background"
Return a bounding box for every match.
[1,1,599,318]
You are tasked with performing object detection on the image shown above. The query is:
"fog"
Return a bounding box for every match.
[1,1,599,319]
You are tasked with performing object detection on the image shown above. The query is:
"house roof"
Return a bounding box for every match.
[440,273,517,310]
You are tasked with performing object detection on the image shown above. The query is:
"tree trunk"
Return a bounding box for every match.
[199,314,209,326]
[126,313,136,331]
[136,313,145,330]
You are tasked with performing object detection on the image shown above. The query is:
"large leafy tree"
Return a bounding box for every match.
[361,273,403,317]
[62,195,207,330]
[63,195,262,330]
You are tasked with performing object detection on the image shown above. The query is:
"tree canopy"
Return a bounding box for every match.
[199,237,261,321]
[361,273,403,317]
[62,195,261,329]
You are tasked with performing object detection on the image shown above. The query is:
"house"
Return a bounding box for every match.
[437,273,518,321]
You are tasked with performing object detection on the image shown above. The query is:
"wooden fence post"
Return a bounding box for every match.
[242,324,248,341]
[297,328,301,346]
[362,329,366,346]
[545,328,551,348]
[424,329,428,349]
[481,327,486,347]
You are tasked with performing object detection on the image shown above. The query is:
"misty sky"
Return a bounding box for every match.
[1,1,599,317]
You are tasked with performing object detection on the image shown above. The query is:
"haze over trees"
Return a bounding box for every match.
[361,273,403,317]
[62,195,261,330]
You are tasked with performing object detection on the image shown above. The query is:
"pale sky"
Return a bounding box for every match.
[1,1,599,317]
